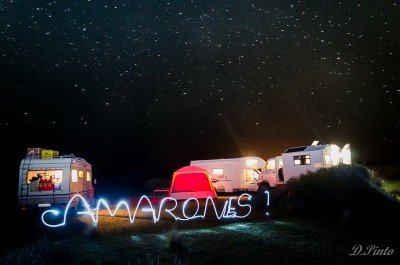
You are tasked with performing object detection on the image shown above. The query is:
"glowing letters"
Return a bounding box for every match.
[41,193,265,227]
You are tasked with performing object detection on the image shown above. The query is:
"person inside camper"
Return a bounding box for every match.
[29,173,42,191]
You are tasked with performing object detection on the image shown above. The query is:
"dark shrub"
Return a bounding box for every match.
[280,164,372,218]
[3,236,52,265]
[166,225,185,250]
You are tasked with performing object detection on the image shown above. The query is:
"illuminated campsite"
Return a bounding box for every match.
[2,145,399,264]
[2,0,400,264]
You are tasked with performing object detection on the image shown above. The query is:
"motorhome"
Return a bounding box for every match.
[258,141,351,189]
[17,148,95,211]
[190,157,266,193]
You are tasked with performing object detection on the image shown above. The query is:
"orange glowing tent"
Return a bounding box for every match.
[168,165,217,200]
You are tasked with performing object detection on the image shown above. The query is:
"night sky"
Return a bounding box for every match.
[1,1,400,189]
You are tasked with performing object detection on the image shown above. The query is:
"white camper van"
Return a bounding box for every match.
[258,141,351,189]
[190,157,266,193]
[18,148,95,211]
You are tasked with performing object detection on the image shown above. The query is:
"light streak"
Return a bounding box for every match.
[41,193,258,227]
[264,190,270,216]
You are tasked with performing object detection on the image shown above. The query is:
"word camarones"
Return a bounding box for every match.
[41,193,262,227]
[350,244,394,256]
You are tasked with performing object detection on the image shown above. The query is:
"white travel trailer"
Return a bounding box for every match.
[190,157,266,193]
[18,148,95,211]
[258,141,351,189]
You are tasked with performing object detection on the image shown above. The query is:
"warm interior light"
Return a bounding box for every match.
[212,168,223,175]
[265,159,276,170]
[324,154,332,166]
[331,145,341,166]
[341,144,351,164]
[246,159,258,166]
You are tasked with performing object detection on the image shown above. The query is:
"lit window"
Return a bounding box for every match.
[324,155,332,166]
[26,170,63,190]
[27,170,44,184]
[331,145,341,165]
[54,170,63,183]
[86,171,92,181]
[246,159,258,166]
[293,155,311,165]
[72,170,78,182]
[341,147,351,165]
[79,170,84,179]
[265,160,276,170]
[53,170,63,190]
[245,169,259,180]
[213,168,223,175]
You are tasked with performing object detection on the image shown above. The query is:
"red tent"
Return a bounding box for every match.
[168,165,217,200]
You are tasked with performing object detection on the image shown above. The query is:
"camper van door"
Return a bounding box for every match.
[243,167,259,191]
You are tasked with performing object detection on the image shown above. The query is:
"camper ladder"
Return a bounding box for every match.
[19,151,34,205]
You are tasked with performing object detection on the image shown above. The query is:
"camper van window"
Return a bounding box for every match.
[27,171,42,191]
[52,170,63,190]
[27,170,63,182]
[265,160,276,170]
[72,170,78,182]
[324,155,332,166]
[27,170,63,191]
[212,168,223,175]
[86,171,92,181]
[245,169,260,180]
[212,168,224,179]
[294,155,311,166]
[27,171,48,183]
[27,171,39,184]
[246,159,258,166]
[79,170,84,179]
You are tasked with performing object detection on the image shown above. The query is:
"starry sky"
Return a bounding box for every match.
[1,0,400,183]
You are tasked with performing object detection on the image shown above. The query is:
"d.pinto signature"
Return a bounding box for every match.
[350,244,394,256]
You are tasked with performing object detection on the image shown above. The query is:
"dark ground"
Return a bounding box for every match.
[2,182,400,265]
[2,161,400,264]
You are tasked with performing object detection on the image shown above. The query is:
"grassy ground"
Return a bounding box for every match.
[3,164,400,265]
[2,191,400,265]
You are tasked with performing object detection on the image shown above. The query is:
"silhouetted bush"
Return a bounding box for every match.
[390,189,400,201]
[3,235,77,265]
[280,164,372,218]
[166,225,185,250]
[3,236,52,265]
